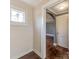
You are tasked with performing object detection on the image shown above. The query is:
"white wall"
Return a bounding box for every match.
[33,4,47,58]
[33,7,42,57]
[10,0,34,59]
[56,14,69,48]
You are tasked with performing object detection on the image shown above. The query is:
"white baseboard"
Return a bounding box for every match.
[33,49,41,58]
[11,49,33,59]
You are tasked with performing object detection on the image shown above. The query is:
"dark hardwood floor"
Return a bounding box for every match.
[19,36,69,59]
[46,36,69,59]
[19,51,41,59]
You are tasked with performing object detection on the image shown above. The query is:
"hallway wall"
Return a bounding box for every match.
[56,14,69,48]
[33,1,51,54]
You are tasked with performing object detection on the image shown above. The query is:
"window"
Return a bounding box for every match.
[11,8,25,24]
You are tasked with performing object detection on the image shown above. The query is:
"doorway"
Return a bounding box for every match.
[41,0,69,59]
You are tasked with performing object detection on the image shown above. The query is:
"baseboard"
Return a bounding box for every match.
[33,49,41,58]
[11,49,33,59]
[57,45,69,51]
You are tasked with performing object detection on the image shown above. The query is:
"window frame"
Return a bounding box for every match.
[10,8,26,25]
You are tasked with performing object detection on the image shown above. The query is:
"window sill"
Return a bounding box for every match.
[10,22,27,26]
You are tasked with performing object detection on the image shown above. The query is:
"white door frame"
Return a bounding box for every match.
[41,0,65,59]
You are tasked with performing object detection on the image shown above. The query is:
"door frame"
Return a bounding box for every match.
[41,0,65,59]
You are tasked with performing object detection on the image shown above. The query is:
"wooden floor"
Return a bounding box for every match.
[19,36,69,59]
[46,36,69,59]
[19,51,41,59]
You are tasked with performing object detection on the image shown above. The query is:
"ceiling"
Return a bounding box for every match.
[20,0,49,6]
[20,0,40,6]
[48,0,68,15]
[19,0,68,15]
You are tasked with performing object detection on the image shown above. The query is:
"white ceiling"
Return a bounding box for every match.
[20,0,49,6]
[21,0,40,6]
[48,0,68,15]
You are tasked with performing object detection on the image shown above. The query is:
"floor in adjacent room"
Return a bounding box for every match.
[46,36,69,59]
